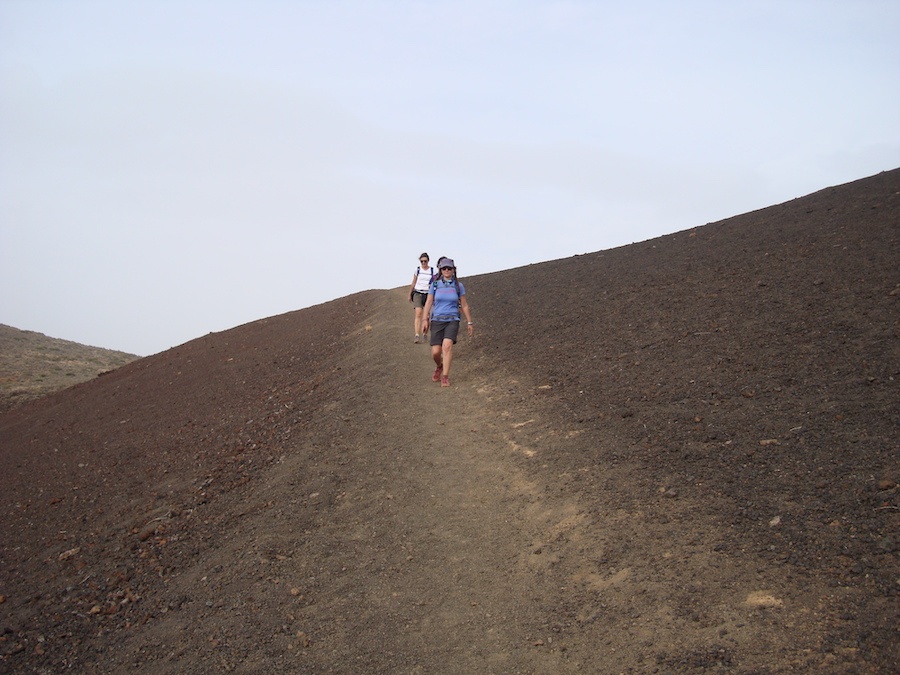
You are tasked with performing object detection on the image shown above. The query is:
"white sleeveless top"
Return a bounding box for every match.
[414,267,433,292]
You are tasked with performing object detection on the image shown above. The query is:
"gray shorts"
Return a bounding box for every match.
[412,291,428,308]
[430,320,460,345]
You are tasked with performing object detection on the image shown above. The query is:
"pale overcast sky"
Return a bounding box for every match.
[1,0,898,355]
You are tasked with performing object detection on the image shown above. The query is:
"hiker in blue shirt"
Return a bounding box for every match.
[421,258,474,387]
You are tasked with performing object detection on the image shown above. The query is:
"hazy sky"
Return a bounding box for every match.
[2,0,898,356]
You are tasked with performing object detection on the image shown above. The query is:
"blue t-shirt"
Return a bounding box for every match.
[429,278,466,322]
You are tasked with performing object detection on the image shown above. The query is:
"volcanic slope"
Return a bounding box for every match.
[0,169,897,673]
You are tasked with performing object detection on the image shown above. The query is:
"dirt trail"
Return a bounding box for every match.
[294,288,584,672]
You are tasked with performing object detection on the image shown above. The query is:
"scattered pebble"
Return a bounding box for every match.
[744,592,783,608]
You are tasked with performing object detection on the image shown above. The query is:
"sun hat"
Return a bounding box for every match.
[440,259,455,268]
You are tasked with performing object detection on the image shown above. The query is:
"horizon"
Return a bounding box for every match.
[2,1,898,356]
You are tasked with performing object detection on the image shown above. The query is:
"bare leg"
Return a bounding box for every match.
[441,339,453,376]
[414,307,424,336]
[431,344,442,367]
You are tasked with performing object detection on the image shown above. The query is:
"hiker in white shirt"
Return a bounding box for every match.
[409,252,433,343]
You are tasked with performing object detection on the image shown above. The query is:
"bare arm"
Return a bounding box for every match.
[460,295,474,336]
[422,293,434,332]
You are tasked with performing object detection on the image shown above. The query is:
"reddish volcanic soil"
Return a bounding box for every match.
[1,169,898,673]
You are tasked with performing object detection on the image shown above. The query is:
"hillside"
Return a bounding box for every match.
[0,169,897,673]
[0,325,138,412]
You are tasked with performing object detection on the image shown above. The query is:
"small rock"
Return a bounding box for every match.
[58,548,80,561]
[137,525,157,542]
[744,592,783,608]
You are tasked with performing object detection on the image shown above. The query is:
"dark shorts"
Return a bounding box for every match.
[430,320,460,346]
[412,291,428,308]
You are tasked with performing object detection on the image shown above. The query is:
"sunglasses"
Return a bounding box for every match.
[440,266,453,271]
[420,259,428,263]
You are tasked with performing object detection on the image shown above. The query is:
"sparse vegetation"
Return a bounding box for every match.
[0,324,139,411]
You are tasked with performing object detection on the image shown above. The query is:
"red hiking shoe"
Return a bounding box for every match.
[441,375,450,387]
[432,365,442,382]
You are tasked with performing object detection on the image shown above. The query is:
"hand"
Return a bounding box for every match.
[467,324,474,336]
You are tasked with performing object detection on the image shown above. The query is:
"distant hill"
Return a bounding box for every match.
[0,324,139,411]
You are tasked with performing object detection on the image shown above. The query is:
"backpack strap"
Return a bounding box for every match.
[416,267,435,290]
